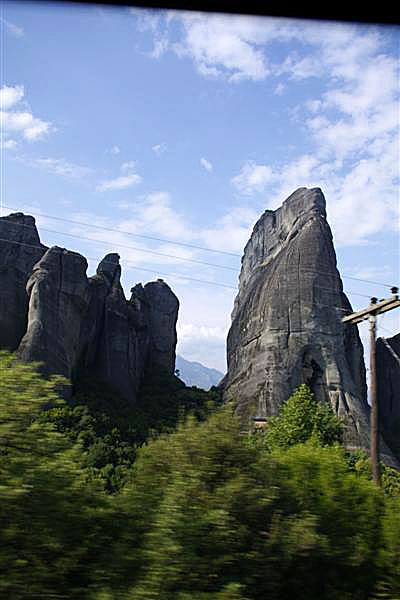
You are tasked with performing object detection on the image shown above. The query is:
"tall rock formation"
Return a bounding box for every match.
[0,212,179,403]
[143,279,179,373]
[17,246,90,385]
[224,187,398,466]
[377,334,400,459]
[0,213,46,350]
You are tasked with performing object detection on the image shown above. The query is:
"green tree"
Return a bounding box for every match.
[41,366,222,492]
[117,407,386,600]
[0,352,117,599]
[263,384,343,450]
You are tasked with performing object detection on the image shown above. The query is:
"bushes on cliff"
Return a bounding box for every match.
[40,365,222,492]
[246,384,343,454]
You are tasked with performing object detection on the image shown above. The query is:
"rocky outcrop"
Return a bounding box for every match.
[377,334,400,459]
[17,246,91,383]
[0,213,46,350]
[143,279,179,373]
[0,213,179,403]
[224,187,398,467]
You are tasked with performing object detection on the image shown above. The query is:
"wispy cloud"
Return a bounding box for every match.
[152,142,166,155]
[21,156,94,179]
[120,191,195,241]
[121,160,137,171]
[0,17,24,38]
[200,157,213,172]
[200,206,258,254]
[0,84,24,109]
[107,145,121,155]
[0,84,53,142]
[231,160,275,195]
[218,22,399,247]
[1,139,17,150]
[96,173,142,192]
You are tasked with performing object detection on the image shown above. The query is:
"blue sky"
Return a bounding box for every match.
[1,3,399,373]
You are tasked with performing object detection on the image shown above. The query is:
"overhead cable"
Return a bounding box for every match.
[1,204,242,257]
[0,237,238,290]
[1,207,396,290]
[5,220,238,271]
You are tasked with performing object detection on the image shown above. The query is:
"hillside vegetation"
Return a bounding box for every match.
[1,351,400,600]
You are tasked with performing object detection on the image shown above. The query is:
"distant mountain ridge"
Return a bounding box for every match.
[176,355,224,390]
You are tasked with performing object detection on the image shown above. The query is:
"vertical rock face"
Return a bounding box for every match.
[86,254,149,402]
[224,187,397,465]
[142,279,180,373]
[377,334,400,459]
[0,213,179,403]
[17,246,91,383]
[0,213,46,350]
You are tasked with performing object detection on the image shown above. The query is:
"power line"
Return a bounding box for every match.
[0,206,392,298]
[0,237,379,302]
[4,220,238,272]
[0,237,239,290]
[1,204,242,258]
[1,204,395,290]
[299,266,393,290]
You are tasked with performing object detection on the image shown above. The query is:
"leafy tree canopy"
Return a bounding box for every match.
[0,351,118,599]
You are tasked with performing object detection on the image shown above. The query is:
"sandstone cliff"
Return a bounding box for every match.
[224,187,398,467]
[0,212,179,403]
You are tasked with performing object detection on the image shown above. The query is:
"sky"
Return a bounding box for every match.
[1,2,399,373]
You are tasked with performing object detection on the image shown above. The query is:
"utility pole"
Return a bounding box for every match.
[342,287,400,486]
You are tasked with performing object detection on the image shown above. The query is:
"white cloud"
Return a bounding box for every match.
[223,22,398,247]
[135,10,297,81]
[3,111,51,140]
[0,17,24,38]
[278,52,323,80]
[124,191,195,241]
[108,145,121,155]
[121,160,137,171]
[274,82,285,95]
[21,156,94,179]
[152,142,166,155]
[0,84,52,142]
[200,157,213,172]
[171,12,271,82]
[131,7,163,32]
[231,160,275,195]
[200,206,258,254]
[177,322,228,372]
[96,173,142,192]
[327,150,399,246]
[1,138,17,150]
[149,33,169,58]
[0,84,24,109]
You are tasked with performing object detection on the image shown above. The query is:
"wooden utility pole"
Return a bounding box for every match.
[369,313,379,485]
[342,287,400,486]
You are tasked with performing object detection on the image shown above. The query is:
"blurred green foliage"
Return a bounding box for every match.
[0,352,116,599]
[40,366,222,492]
[1,351,400,599]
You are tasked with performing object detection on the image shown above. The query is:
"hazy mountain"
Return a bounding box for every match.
[176,355,224,390]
